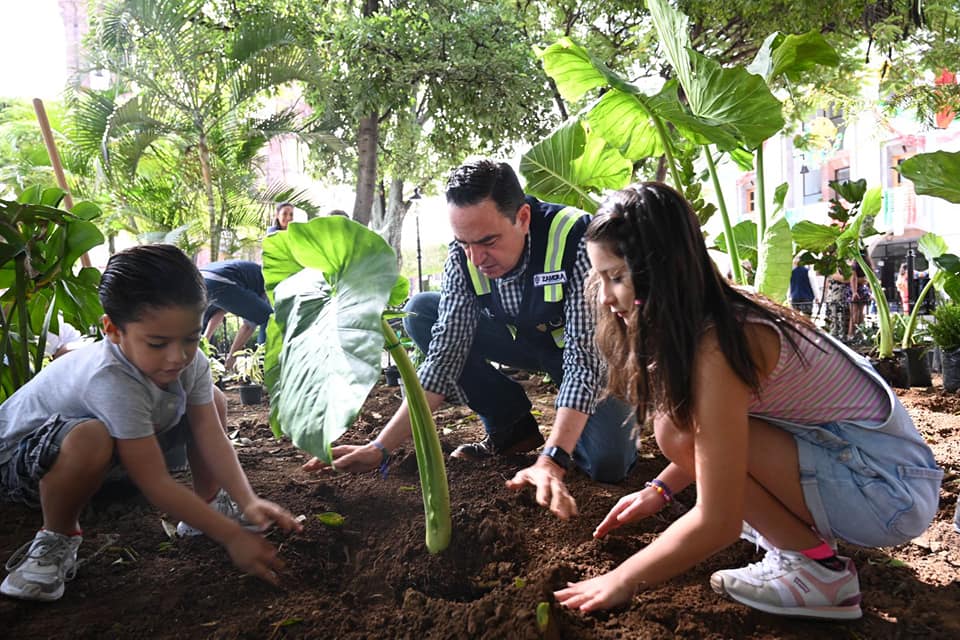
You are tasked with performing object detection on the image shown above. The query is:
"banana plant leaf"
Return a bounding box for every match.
[898,151,960,203]
[260,217,409,461]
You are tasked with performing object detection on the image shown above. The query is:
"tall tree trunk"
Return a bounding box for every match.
[379,176,409,263]
[198,132,220,259]
[352,0,381,226]
[352,113,379,226]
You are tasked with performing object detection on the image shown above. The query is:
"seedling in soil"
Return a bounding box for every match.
[536,601,551,633]
[315,512,345,527]
[514,577,527,588]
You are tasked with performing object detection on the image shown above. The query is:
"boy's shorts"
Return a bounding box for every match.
[0,414,191,509]
[773,415,943,548]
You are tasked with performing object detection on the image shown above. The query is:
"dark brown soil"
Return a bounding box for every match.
[2,377,958,639]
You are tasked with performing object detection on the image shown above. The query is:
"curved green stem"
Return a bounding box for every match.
[381,316,451,554]
[704,147,743,285]
[901,277,937,349]
[649,113,683,191]
[756,144,767,243]
[855,254,893,359]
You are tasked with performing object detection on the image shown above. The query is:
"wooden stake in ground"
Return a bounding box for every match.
[32,97,92,268]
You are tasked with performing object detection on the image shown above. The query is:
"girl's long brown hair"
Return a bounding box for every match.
[586,183,817,429]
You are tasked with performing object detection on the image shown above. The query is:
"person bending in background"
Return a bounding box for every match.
[554,183,941,621]
[200,260,272,370]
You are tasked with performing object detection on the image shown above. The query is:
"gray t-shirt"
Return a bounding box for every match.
[0,339,213,466]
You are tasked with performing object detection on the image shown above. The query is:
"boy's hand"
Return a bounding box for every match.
[241,497,304,534]
[224,529,287,585]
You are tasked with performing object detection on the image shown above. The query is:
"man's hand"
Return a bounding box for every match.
[592,489,663,539]
[554,568,636,612]
[505,457,578,519]
[301,443,383,474]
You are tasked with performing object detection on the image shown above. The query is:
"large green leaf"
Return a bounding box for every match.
[713,220,758,267]
[754,215,793,302]
[586,90,663,160]
[646,0,784,151]
[898,151,960,203]
[748,31,840,83]
[261,217,403,461]
[519,119,630,213]
[791,220,841,253]
[538,38,642,103]
[63,220,105,272]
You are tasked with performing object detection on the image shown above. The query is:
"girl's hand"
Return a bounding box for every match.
[593,489,663,539]
[241,497,304,534]
[554,569,636,612]
[224,529,286,585]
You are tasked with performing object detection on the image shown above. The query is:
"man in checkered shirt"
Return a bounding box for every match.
[304,159,637,519]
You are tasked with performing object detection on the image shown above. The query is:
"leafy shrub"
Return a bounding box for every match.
[928,304,960,351]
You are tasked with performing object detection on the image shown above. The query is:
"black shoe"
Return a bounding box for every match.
[451,414,545,460]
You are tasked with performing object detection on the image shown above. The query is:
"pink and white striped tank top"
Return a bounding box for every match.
[747,317,889,425]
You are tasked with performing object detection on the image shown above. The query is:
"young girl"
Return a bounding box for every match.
[0,244,301,602]
[554,183,942,620]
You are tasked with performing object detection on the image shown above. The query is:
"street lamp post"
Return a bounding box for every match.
[410,187,423,293]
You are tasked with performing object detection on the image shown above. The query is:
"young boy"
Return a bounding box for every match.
[0,244,301,602]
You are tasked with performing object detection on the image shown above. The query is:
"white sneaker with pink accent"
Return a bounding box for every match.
[710,548,862,620]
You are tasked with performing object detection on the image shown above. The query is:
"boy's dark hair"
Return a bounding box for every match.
[99,244,207,329]
[445,159,526,222]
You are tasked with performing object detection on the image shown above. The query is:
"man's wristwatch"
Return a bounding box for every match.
[539,445,572,471]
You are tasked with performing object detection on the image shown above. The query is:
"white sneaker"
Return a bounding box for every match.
[711,548,862,620]
[176,489,267,537]
[1,530,83,601]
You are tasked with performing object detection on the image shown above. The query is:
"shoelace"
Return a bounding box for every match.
[744,548,800,580]
[4,534,78,581]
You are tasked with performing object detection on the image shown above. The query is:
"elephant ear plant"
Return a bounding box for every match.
[261,216,451,554]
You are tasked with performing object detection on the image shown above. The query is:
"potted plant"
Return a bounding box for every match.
[232,344,265,405]
[928,303,960,393]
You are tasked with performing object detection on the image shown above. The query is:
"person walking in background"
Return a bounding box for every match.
[847,255,872,340]
[896,262,910,313]
[200,260,272,370]
[788,257,818,316]
[824,269,850,340]
[266,202,295,236]
[553,183,941,620]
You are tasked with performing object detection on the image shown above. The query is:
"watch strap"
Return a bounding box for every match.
[540,445,572,470]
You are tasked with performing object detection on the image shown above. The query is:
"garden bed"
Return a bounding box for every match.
[2,377,958,639]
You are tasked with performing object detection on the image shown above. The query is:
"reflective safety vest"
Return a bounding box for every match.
[457,196,591,349]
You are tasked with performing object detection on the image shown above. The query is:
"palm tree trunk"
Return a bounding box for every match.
[198,133,219,259]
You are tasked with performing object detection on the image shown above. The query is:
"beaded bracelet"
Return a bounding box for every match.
[371,441,390,479]
[644,478,673,504]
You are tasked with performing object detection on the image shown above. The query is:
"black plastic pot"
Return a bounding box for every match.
[904,346,932,388]
[943,346,960,393]
[870,351,910,389]
[383,365,401,387]
[239,384,263,405]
